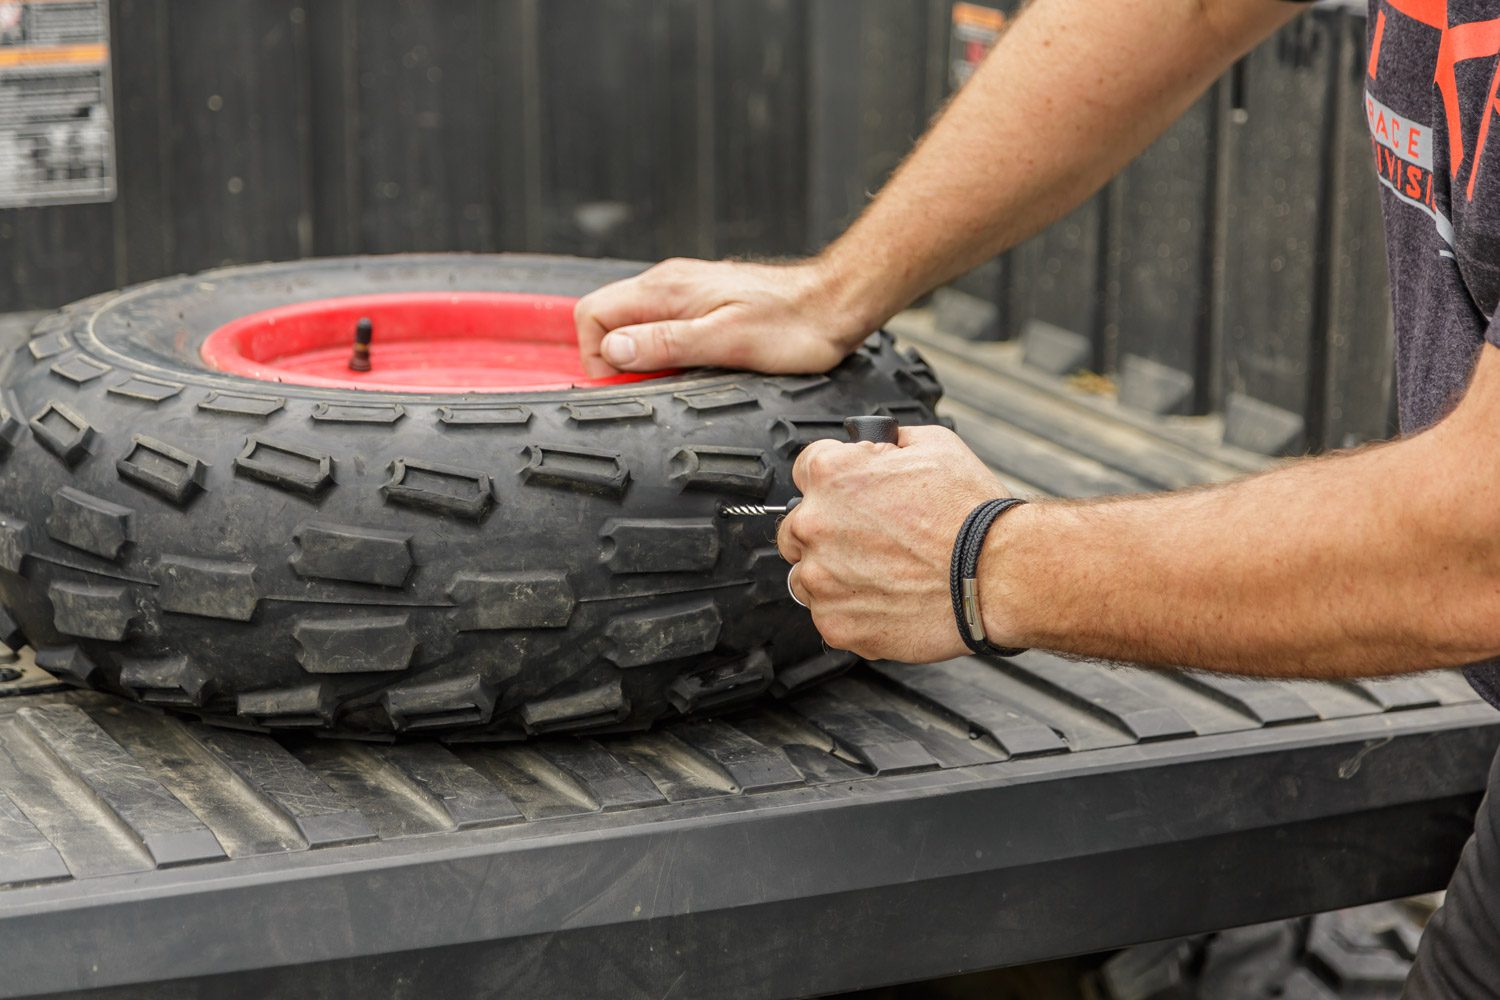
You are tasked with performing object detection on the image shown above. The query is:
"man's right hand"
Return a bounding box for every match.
[574,257,872,377]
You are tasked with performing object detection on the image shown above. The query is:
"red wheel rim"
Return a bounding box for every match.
[200,292,670,393]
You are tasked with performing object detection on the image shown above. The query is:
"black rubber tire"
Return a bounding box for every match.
[0,254,946,739]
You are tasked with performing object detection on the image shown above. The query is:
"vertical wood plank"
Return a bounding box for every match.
[1114,90,1221,415]
[305,0,359,257]
[350,0,518,254]
[807,0,933,249]
[110,0,173,285]
[1321,10,1394,448]
[532,0,699,260]
[1219,12,1338,455]
[710,0,810,256]
[163,0,310,272]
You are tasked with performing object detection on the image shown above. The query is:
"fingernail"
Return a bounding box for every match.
[602,334,636,366]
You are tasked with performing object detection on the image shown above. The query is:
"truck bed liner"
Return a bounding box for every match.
[0,310,1495,999]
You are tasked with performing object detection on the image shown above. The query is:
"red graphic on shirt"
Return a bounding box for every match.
[1374,0,1500,201]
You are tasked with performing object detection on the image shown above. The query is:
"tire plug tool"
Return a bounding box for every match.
[719,415,899,517]
[349,316,373,372]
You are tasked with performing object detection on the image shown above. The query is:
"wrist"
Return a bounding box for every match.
[807,245,907,349]
[977,500,1040,650]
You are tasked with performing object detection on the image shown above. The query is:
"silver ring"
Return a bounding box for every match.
[786,566,807,608]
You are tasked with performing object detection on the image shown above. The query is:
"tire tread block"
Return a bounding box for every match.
[771,416,848,456]
[669,446,774,498]
[674,385,758,411]
[33,646,100,686]
[199,391,285,418]
[17,705,225,867]
[437,404,531,426]
[27,331,72,360]
[116,434,208,506]
[0,514,30,572]
[0,407,25,459]
[449,571,575,630]
[563,399,653,423]
[382,675,494,731]
[382,458,494,520]
[521,678,629,734]
[48,581,135,640]
[601,518,719,574]
[107,375,183,403]
[875,400,932,425]
[604,599,721,667]
[237,682,333,729]
[294,614,416,674]
[521,444,630,497]
[748,546,791,605]
[0,605,23,649]
[770,374,831,396]
[118,656,211,707]
[235,437,334,497]
[895,352,944,406]
[291,522,413,588]
[667,649,774,713]
[156,555,260,622]
[29,401,94,466]
[46,487,132,560]
[50,354,112,384]
[771,649,858,697]
[311,402,405,424]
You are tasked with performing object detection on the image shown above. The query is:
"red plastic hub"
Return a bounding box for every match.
[200,292,668,393]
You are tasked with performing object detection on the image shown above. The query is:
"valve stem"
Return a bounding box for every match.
[349,317,373,372]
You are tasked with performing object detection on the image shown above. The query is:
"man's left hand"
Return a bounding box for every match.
[777,425,1012,662]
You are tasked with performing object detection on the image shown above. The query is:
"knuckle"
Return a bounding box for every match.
[776,517,803,558]
[775,531,796,562]
[792,510,824,542]
[803,446,838,482]
[653,258,695,282]
[816,617,851,651]
[797,560,829,594]
[645,322,679,362]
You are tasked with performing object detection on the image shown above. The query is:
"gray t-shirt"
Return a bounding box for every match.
[1365,0,1500,705]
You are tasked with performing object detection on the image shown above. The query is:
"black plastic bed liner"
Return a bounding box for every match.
[0,309,1496,999]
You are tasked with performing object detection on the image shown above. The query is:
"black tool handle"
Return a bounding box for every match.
[781,416,899,514]
[843,415,900,444]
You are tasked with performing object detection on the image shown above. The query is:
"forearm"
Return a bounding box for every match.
[817,0,1296,334]
[984,420,1500,678]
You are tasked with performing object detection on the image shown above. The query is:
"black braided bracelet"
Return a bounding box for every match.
[949,498,1028,657]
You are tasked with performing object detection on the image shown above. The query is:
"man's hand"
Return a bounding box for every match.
[777,425,1011,662]
[574,257,872,378]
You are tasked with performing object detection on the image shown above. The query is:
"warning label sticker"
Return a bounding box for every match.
[949,2,1006,90]
[0,0,115,209]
